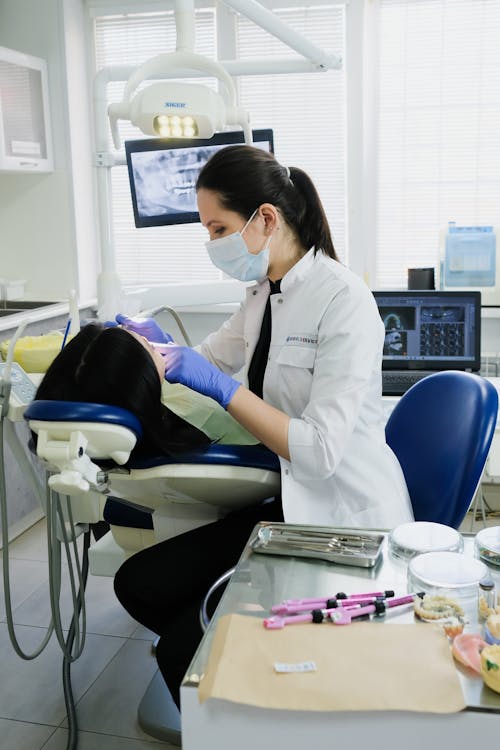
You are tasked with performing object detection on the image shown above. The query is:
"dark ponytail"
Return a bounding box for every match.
[196,145,337,260]
[287,166,336,259]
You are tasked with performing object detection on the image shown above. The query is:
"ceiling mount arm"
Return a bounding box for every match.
[223,0,341,70]
[122,51,237,106]
[175,0,196,52]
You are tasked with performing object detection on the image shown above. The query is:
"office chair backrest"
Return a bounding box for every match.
[385,371,498,529]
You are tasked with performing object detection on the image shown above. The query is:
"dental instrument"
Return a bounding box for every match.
[271,594,396,616]
[272,590,396,613]
[61,318,72,349]
[264,594,421,630]
[252,524,385,567]
[0,323,90,750]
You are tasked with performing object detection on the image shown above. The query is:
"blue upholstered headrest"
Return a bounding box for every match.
[24,400,143,439]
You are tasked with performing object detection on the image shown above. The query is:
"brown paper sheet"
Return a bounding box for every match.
[198,614,466,713]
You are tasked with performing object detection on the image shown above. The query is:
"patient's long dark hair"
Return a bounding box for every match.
[35,324,210,458]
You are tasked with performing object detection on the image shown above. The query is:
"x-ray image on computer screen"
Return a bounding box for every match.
[384,330,408,356]
[125,129,274,228]
[420,306,465,324]
[130,145,215,217]
[378,306,416,332]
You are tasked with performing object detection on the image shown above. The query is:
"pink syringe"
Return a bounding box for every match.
[271,589,395,615]
[264,594,419,630]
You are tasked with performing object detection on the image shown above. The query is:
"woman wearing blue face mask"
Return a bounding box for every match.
[114,146,413,718]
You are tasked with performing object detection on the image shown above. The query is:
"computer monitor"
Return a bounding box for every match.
[125,129,274,228]
[372,290,481,372]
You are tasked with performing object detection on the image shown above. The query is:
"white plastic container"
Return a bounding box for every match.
[389,522,463,562]
[474,526,500,568]
[408,551,487,618]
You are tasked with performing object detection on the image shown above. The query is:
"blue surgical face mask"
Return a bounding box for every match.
[205,209,271,282]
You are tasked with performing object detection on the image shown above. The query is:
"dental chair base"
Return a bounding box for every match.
[137,670,181,746]
[92,498,222,576]
[87,531,127,577]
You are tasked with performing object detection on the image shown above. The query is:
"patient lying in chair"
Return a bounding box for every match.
[35,322,257,456]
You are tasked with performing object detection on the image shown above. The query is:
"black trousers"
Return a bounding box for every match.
[114,498,283,709]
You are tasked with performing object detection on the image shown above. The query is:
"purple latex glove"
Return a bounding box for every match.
[163,346,241,409]
[115,313,173,344]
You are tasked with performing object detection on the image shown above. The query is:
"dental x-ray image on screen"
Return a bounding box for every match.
[125,129,274,228]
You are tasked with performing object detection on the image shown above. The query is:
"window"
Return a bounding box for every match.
[92,3,346,286]
[235,5,346,259]
[373,0,500,289]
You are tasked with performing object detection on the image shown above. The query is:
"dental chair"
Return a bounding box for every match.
[24,399,281,573]
[23,398,281,745]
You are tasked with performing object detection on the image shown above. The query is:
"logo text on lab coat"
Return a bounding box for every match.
[285,334,318,347]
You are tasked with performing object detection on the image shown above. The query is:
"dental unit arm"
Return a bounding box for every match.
[0,322,92,750]
[29,402,141,496]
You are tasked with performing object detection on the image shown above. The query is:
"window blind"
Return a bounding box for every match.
[94,9,219,285]
[93,4,346,285]
[375,0,500,289]
[236,5,346,260]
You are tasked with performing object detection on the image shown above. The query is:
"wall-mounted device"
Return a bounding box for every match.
[440,222,498,307]
[0,45,53,173]
[125,128,274,228]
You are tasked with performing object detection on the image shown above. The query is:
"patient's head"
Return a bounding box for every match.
[36,323,209,457]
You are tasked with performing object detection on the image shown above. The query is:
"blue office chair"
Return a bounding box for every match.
[385,370,498,529]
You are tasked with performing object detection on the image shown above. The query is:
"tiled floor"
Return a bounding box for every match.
[0,520,178,749]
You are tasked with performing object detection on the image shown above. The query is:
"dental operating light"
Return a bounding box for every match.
[130,82,224,139]
[108,51,251,149]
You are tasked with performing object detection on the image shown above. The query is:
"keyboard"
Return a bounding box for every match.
[382,371,434,396]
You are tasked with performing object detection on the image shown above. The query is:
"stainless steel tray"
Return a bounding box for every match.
[251,523,385,568]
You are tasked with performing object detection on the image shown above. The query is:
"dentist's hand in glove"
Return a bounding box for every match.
[114,313,174,344]
[163,346,241,409]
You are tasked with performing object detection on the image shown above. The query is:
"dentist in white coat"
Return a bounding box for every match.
[114,145,413,713]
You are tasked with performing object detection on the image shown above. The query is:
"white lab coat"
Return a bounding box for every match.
[200,248,414,529]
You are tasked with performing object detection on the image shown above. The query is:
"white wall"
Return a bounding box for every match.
[0,0,97,303]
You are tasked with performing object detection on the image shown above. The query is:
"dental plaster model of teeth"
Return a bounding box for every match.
[480,644,500,693]
[414,594,465,621]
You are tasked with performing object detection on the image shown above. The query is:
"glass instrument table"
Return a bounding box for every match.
[181,525,500,749]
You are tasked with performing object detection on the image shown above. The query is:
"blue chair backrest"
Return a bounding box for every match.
[385,371,498,529]
[24,400,280,472]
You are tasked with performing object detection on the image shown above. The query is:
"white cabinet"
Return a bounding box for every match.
[0,45,53,173]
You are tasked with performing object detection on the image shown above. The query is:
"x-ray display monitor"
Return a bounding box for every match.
[125,129,274,228]
[373,291,481,371]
